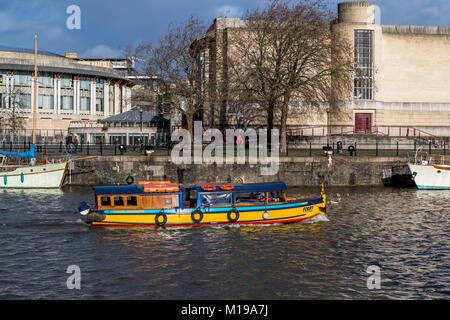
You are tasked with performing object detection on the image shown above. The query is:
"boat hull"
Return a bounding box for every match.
[86,197,326,227]
[409,163,450,190]
[0,162,68,189]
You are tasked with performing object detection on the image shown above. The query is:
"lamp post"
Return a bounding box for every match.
[326,108,330,147]
[139,106,143,150]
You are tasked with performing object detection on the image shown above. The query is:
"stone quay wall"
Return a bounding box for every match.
[66,155,411,187]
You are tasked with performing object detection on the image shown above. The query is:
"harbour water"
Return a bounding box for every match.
[0,186,448,299]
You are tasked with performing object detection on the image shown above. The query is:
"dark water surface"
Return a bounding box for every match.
[0,186,448,300]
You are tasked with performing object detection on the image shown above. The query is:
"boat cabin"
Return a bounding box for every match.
[93,182,288,211]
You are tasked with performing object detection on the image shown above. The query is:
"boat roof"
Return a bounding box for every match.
[94,185,144,195]
[94,182,287,195]
[181,182,288,193]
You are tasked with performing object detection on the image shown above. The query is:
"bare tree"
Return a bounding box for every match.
[0,89,27,136]
[131,16,207,136]
[228,0,354,153]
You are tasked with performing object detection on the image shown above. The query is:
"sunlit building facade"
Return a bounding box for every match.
[0,47,133,141]
[195,1,450,137]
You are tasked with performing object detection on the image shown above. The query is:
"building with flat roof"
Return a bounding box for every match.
[0,46,134,142]
[68,106,170,147]
[193,1,450,137]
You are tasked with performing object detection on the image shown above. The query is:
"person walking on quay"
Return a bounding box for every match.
[66,133,74,154]
[73,135,79,153]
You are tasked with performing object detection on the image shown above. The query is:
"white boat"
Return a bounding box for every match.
[0,36,68,189]
[408,152,450,190]
[0,155,67,188]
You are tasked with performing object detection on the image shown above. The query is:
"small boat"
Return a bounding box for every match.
[0,36,68,189]
[408,152,450,190]
[78,181,327,227]
[0,153,67,189]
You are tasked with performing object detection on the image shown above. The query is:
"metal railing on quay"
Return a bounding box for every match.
[0,141,172,158]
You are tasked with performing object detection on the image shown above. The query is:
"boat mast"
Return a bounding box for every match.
[32,35,38,145]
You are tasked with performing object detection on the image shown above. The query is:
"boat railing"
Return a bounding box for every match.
[427,154,450,165]
[408,150,450,165]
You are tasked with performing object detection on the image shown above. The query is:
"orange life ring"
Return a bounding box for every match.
[201,185,216,191]
[220,184,234,191]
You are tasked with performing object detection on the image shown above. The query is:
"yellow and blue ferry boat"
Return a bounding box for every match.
[78,181,326,227]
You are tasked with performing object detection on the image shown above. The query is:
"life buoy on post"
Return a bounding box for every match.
[155,212,167,226]
[126,175,134,185]
[227,208,239,223]
[191,209,204,223]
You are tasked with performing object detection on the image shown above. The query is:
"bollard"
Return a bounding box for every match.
[348,145,355,157]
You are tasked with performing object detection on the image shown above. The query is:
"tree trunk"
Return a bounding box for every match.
[280,91,291,155]
[186,111,194,139]
[267,101,275,149]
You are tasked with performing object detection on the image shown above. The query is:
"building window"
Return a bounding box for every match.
[15,94,31,109]
[354,30,373,100]
[14,72,32,86]
[61,96,74,110]
[96,98,103,112]
[38,95,54,110]
[80,78,90,90]
[61,75,73,88]
[80,97,90,111]
[39,72,53,87]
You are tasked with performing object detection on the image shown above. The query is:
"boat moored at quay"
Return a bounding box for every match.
[78,181,327,227]
[408,152,450,190]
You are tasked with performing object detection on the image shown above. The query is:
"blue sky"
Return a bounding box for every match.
[0,0,449,58]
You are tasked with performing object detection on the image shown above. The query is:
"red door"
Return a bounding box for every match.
[355,113,372,134]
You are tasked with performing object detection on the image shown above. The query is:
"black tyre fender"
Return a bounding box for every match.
[227,207,239,223]
[155,212,167,226]
[126,175,134,185]
[191,209,203,223]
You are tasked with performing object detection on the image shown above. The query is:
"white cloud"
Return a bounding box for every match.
[81,44,123,58]
[215,5,243,18]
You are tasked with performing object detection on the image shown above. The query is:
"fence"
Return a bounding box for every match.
[287,125,446,146]
[1,138,448,159]
[0,141,172,158]
[285,140,448,157]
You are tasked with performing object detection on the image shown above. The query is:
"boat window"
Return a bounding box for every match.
[182,188,198,208]
[101,196,111,206]
[268,191,283,203]
[201,193,232,207]
[127,196,138,206]
[114,196,125,206]
[235,192,265,204]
